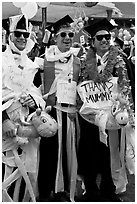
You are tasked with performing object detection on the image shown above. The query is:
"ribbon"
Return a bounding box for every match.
[67,118,77,201]
[125,124,135,174]
[12,149,36,202]
[2,136,39,202]
[55,109,78,201]
[2,189,13,202]
[55,109,64,192]
[96,110,109,146]
[108,129,128,194]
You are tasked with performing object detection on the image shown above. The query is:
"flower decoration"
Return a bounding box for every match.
[79,45,134,125]
[118,28,133,46]
[71,8,88,33]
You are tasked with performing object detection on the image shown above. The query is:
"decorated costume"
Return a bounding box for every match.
[77,18,135,201]
[38,15,80,202]
[2,15,57,202]
[39,45,80,201]
[77,45,135,194]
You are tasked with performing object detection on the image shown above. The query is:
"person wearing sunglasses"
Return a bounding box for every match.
[2,14,46,201]
[37,15,80,202]
[77,18,134,202]
[10,25,30,52]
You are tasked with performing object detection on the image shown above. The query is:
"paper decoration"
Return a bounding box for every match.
[56,79,77,105]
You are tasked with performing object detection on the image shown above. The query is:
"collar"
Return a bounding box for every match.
[11,50,21,55]
[96,51,109,64]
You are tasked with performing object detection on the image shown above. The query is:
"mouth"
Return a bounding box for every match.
[16,39,26,43]
[16,41,26,49]
[63,41,71,45]
[100,42,108,46]
[17,41,26,44]
[119,123,127,127]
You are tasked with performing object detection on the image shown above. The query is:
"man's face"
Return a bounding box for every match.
[12,30,29,51]
[55,27,74,52]
[92,30,111,53]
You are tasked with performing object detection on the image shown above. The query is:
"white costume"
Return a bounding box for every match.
[2,15,45,202]
[2,44,45,112]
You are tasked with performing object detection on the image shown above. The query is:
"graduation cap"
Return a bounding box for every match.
[84,18,115,37]
[9,14,29,32]
[115,37,124,49]
[43,15,74,46]
[46,15,74,34]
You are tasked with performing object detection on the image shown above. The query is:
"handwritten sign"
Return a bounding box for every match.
[56,79,77,105]
[77,77,118,111]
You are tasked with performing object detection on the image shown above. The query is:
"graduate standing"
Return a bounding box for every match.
[2,14,45,202]
[38,15,80,202]
[77,18,133,202]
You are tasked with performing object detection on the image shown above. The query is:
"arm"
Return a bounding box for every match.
[2,108,16,138]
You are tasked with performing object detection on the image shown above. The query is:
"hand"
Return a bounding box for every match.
[2,119,16,137]
[22,95,36,108]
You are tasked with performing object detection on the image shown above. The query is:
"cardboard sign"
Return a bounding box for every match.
[77,77,118,111]
[56,79,77,105]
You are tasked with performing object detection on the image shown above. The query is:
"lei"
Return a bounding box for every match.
[79,45,135,125]
[80,45,130,94]
[80,45,120,82]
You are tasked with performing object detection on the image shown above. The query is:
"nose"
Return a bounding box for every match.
[20,34,25,39]
[65,34,70,39]
[102,37,107,41]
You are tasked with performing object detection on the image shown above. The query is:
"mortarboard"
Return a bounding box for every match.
[115,37,124,49]
[43,15,74,47]
[46,15,74,34]
[9,14,29,32]
[84,18,115,37]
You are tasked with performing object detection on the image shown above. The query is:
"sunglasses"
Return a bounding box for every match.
[14,31,30,38]
[95,34,111,41]
[57,32,74,38]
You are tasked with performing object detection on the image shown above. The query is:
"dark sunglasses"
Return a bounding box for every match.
[14,31,30,38]
[95,34,111,41]
[59,32,74,38]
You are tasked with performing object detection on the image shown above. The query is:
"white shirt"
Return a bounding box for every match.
[96,51,109,73]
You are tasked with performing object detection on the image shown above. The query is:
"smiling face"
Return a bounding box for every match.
[12,29,29,51]
[55,26,74,52]
[92,30,111,56]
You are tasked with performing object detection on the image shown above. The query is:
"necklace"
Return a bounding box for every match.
[79,45,135,125]
[59,55,71,63]
[81,45,119,83]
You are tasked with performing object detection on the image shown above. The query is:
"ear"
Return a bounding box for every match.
[45,106,52,113]
[54,36,57,43]
[9,33,14,42]
[36,108,41,116]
